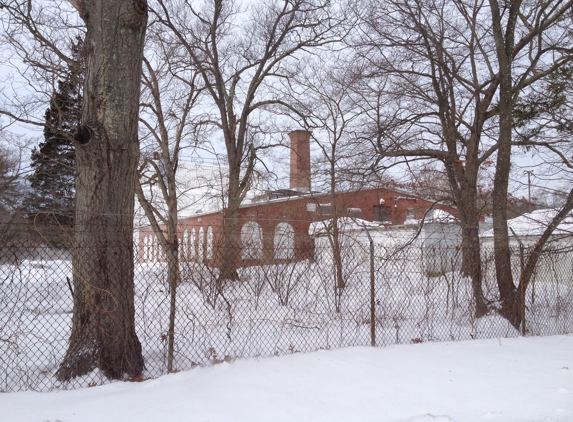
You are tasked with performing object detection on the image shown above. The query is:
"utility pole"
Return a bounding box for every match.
[525,171,534,213]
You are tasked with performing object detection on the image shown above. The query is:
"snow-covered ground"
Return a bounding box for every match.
[3,250,573,392]
[2,334,572,422]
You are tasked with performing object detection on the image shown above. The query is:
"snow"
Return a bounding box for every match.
[2,335,572,422]
[426,209,457,223]
[4,247,573,392]
[309,217,383,236]
[481,209,573,238]
[307,209,459,238]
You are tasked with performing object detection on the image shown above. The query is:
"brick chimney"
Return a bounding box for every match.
[289,130,311,192]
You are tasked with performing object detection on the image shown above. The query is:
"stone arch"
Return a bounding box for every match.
[241,221,263,259]
[198,227,205,260]
[143,235,148,262]
[182,229,188,260]
[274,222,295,259]
[190,228,196,259]
[207,226,214,260]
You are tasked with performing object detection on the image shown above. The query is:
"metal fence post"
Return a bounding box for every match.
[510,227,526,336]
[361,222,376,347]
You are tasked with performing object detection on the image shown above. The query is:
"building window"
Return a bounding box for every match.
[373,205,392,222]
[347,208,362,218]
[306,203,317,212]
[274,222,295,259]
[198,227,205,260]
[182,230,188,260]
[319,203,332,215]
[143,235,149,262]
[241,221,263,259]
[406,207,415,220]
[190,228,196,259]
[207,226,214,260]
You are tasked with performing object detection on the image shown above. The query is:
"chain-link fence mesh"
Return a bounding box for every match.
[1,224,573,392]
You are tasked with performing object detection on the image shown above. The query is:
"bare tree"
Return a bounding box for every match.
[354,0,573,320]
[488,0,573,326]
[354,0,497,316]
[510,64,573,328]
[0,3,83,249]
[282,55,368,310]
[0,0,83,127]
[153,0,341,281]
[0,131,30,246]
[135,26,204,372]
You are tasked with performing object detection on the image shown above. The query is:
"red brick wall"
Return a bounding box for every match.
[137,187,457,265]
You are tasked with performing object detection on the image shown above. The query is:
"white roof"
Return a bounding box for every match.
[135,162,263,227]
[426,209,458,223]
[309,209,458,237]
[481,209,573,238]
[309,217,382,236]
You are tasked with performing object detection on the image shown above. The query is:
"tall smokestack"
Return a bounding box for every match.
[289,130,311,192]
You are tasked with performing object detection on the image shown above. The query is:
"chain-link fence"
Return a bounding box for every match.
[2,227,573,392]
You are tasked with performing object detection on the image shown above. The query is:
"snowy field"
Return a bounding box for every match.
[1,334,572,422]
[2,243,573,392]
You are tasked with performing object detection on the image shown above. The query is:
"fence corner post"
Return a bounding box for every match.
[360,222,376,347]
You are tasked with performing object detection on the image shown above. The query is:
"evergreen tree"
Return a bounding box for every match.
[25,38,82,246]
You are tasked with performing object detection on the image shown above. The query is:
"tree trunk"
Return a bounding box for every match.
[515,190,573,330]
[444,158,487,317]
[330,213,345,313]
[492,133,518,326]
[491,59,518,325]
[489,0,521,328]
[328,173,344,312]
[217,158,243,282]
[164,180,180,374]
[461,224,488,317]
[218,206,241,282]
[136,173,180,372]
[165,239,179,373]
[57,0,147,381]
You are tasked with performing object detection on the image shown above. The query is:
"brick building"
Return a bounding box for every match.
[138,131,457,266]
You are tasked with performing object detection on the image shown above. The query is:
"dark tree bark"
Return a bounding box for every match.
[488,0,573,328]
[444,149,489,318]
[57,0,147,381]
[488,0,521,328]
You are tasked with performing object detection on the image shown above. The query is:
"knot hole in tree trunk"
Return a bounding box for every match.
[73,125,93,145]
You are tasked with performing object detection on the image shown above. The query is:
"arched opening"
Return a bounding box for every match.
[274,222,295,259]
[207,226,214,260]
[241,221,263,260]
[143,235,149,262]
[190,228,196,259]
[182,230,188,260]
[198,227,205,260]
